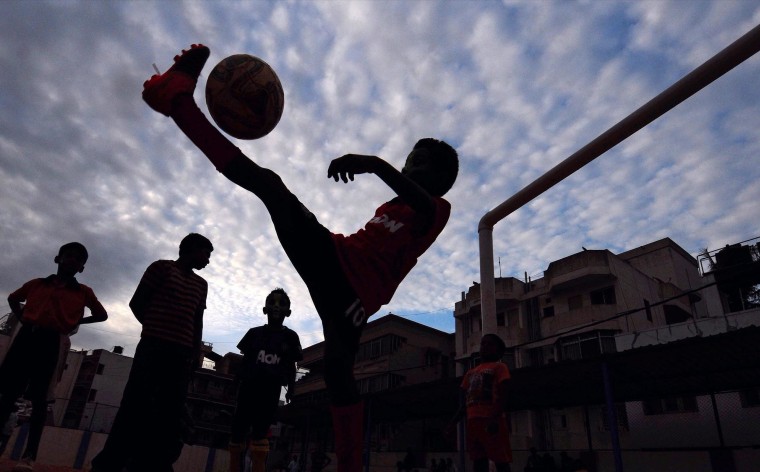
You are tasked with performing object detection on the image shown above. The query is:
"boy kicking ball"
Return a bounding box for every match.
[142,44,458,472]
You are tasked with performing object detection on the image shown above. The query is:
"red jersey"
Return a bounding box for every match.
[8,275,100,334]
[331,197,450,316]
[461,361,511,419]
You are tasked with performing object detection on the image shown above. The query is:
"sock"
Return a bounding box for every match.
[330,401,365,472]
[249,438,269,472]
[171,95,242,173]
[228,442,244,472]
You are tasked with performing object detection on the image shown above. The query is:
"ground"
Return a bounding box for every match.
[0,458,77,472]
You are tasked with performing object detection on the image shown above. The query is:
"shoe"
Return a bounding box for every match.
[12,458,34,471]
[142,43,210,116]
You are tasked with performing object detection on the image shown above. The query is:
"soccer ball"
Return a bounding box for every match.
[205,54,284,140]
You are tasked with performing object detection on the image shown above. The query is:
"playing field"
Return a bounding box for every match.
[0,458,77,472]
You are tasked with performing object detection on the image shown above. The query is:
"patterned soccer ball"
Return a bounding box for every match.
[205,54,284,140]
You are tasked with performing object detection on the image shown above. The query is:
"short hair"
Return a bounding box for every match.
[414,138,459,196]
[58,242,89,263]
[179,233,213,256]
[266,287,290,306]
[482,333,506,356]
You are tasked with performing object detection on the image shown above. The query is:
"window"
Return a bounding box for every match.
[96,363,105,375]
[425,349,440,367]
[88,389,97,402]
[356,335,403,362]
[370,339,382,358]
[568,295,583,310]
[496,312,505,326]
[590,286,616,305]
[551,409,568,430]
[559,331,617,361]
[357,373,404,394]
[601,404,629,431]
[543,306,555,317]
[642,396,698,415]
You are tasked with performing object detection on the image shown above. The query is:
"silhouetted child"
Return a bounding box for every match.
[141,44,459,472]
[91,233,213,472]
[229,288,302,472]
[449,334,512,472]
[0,242,108,471]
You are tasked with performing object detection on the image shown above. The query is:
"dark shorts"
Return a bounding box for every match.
[231,380,282,442]
[269,190,367,404]
[228,160,368,405]
[0,324,60,404]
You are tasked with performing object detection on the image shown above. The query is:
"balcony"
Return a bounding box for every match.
[455,277,523,316]
[545,250,616,292]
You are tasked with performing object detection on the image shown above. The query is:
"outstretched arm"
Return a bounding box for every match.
[327,154,436,221]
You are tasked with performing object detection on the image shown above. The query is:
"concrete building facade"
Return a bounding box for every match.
[289,314,456,463]
[58,347,132,433]
[454,236,760,469]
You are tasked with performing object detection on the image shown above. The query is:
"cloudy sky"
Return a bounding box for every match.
[1,1,759,358]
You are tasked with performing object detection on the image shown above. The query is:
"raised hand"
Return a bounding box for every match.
[327,154,380,183]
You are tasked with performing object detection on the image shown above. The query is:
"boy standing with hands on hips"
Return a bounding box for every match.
[1,242,108,471]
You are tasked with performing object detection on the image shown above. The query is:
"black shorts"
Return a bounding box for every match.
[0,324,60,404]
[231,380,282,442]
[270,191,367,404]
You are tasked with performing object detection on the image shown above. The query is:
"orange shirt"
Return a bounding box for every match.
[461,361,511,418]
[9,276,100,334]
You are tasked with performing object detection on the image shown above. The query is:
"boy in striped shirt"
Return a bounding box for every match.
[91,233,213,472]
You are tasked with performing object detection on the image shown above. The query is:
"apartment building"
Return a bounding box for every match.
[454,236,760,468]
[57,347,132,433]
[185,346,241,448]
[285,314,456,456]
[455,238,723,372]
[51,342,243,448]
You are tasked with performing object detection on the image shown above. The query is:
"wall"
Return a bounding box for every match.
[3,425,760,472]
[0,425,231,472]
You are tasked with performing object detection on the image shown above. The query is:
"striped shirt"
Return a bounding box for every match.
[137,260,207,349]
